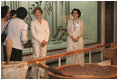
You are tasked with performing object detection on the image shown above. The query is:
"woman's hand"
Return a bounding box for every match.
[71,36,76,42]
[41,40,47,47]
[75,36,79,42]
[71,36,79,42]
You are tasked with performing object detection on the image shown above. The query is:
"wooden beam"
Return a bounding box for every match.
[27,43,110,64]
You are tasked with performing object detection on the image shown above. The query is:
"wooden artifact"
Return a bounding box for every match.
[1,61,28,79]
[1,39,28,79]
[103,42,117,65]
[36,62,73,77]
[48,63,117,79]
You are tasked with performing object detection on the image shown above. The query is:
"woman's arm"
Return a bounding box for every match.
[21,24,28,44]
[41,22,50,47]
[45,22,50,42]
[67,20,76,41]
[67,20,73,37]
[77,20,84,38]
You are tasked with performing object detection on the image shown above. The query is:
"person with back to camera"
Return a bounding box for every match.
[5,7,28,63]
[10,10,17,19]
[1,6,10,61]
[66,8,84,65]
[30,7,50,79]
[2,10,16,62]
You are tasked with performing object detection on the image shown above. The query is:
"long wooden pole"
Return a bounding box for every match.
[37,62,73,77]
[27,43,110,64]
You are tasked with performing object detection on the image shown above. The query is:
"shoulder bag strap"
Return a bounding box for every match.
[4,19,11,32]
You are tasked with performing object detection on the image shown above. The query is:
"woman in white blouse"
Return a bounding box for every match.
[66,8,84,65]
[30,7,50,79]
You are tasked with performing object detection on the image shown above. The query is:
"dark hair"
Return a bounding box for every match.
[71,8,81,17]
[1,6,9,18]
[33,7,43,15]
[16,7,27,19]
[10,10,16,18]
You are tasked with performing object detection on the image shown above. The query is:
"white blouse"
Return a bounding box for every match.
[31,19,50,44]
[6,18,28,50]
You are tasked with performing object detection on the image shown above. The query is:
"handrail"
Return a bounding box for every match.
[27,43,110,64]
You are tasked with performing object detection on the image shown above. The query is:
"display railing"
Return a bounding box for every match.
[27,43,112,78]
[27,43,110,65]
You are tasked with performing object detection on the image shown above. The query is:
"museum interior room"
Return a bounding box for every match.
[1,1,117,79]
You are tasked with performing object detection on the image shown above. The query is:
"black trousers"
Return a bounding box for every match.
[3,46,22,61]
